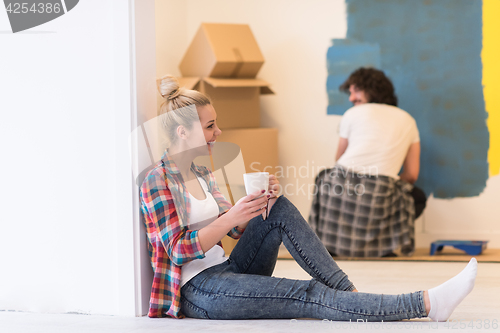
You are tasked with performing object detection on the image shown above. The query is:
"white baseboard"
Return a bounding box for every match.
[415,215,500,249]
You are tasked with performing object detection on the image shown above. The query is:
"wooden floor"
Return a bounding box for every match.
[4,260,499,333]
[278,247,500,263]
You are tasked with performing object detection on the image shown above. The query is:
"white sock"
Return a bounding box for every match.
[427,258,477,321]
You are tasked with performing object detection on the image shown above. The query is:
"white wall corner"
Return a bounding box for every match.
[130,0,157,317]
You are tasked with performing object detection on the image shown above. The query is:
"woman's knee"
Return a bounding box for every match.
[269,196,296,216]
[266,196,309,230]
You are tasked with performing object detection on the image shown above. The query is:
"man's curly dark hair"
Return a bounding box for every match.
[339,67,398,106]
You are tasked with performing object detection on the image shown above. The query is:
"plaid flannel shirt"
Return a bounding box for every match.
[140,151,243,318]
[309,166,415,257]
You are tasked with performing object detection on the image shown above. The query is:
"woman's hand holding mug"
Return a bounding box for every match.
[226,190,269,228]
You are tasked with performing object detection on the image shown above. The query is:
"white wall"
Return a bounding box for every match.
[131,0,158,317]
[155,0,187,108]
[155,0,500,248]
[0,0,153,315]
[420,177,500,248]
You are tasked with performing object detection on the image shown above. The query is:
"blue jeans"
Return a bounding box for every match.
[180,196,427,320]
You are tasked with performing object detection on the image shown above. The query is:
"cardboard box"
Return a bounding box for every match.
[178,77,273,129]
[221,236,239,256]
[215,128,279,255]
[217,128,279,175]
[179,23,265,78]
[217,129,278,255]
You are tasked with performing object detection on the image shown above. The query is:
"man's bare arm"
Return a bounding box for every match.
[336,137,349,161]
[400,142,420,184]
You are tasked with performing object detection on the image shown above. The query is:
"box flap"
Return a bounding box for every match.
[203,23,264,63]
[179,25,218,77]
[203,77,274,94]
[259,86,274,95]
[179,23,264,78]
[177,77,201,90]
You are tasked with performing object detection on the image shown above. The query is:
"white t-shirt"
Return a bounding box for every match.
[336,103,420,179]
[180,177,228,287]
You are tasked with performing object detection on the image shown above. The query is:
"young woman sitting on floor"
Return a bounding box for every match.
[140,74,477,321]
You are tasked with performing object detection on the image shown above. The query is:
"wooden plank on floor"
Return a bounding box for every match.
[277,247,500,263]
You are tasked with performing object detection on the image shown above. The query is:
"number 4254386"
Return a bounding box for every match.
[6,3,62,14]
[445,319,498,330]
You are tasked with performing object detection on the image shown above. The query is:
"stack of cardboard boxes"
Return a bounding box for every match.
[178,23,278,176]
[178,23,279,253]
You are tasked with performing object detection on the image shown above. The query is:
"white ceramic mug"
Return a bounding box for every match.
[243,172,269,197]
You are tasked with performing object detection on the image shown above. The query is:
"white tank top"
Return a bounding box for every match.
[180,177,228,287]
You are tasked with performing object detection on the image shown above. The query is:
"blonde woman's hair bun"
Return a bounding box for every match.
[157,74,211,113]
[157,74,182,100]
